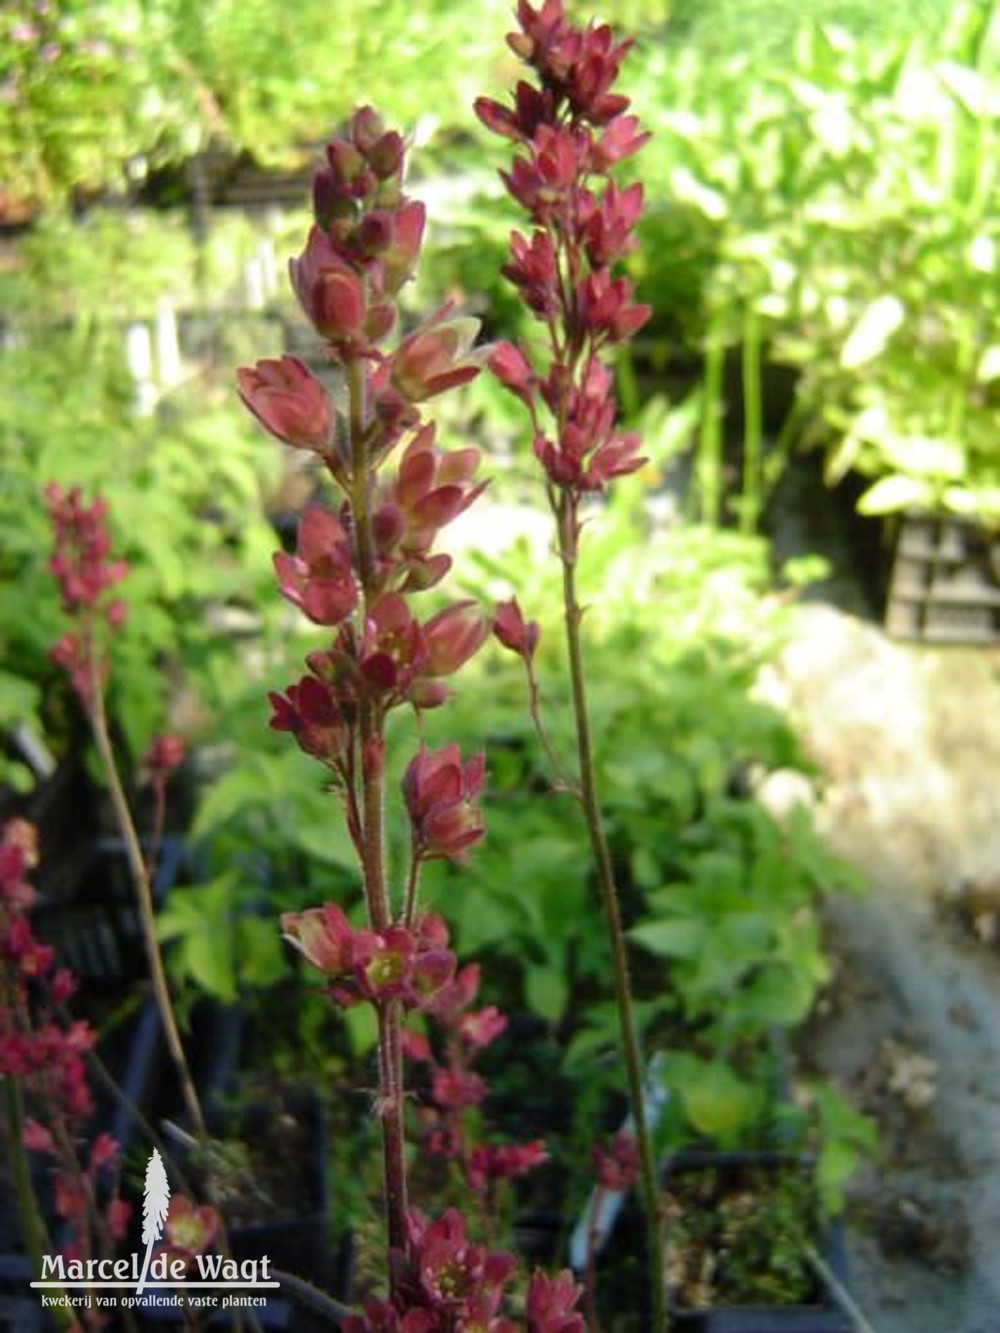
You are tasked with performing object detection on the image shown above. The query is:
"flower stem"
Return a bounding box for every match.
[346,353,409,1271]
[557,496,667,1331]
[4,1079,63,1321]
[88,684,207,1141]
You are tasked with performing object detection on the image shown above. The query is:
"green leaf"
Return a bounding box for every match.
[235,916,287,989]
[976,345,1000,383]
[524,965,568,1024]
[0,671,40,724]
[343,1003,378,1058]
[663,1053,764,1145]
[857,474,933,515]
[739,964,819,1029]
[630,917,706,959]
[840,295,905,369]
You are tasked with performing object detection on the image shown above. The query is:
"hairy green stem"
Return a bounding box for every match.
[557,497,667,1330]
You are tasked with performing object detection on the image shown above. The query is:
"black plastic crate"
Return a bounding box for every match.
[885,514,1000,644]
[32,836,185,989]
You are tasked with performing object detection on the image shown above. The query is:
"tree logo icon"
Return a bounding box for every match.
[136,1148,170,1295]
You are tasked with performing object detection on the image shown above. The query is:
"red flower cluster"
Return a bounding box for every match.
[347,1208,583,1332]
[241,115,491,872]
[280,904,456,1012]
[375,424,486,593]
[405,962,551,1222]
[268,598,488,766]
[45,483,128,707]
[475,0,651,493]
[239,107,489,475]
[0,820,131,1265]
[592,1131,640,1193]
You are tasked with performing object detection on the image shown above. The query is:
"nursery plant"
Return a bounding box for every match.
[232,0,687,1321]
[627,0,1000,528]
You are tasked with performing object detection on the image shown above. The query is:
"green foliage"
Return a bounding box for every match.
[7,0,673,210]
[806,1082,879,1215]
[627,0,1000,523]
[0,207,286,764]
[156,871,286,1004]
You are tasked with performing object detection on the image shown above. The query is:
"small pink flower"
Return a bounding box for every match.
[401,1030,433,1063]
[289,228,368,346]
[492,597,540,662]
[474,80,555,143]
[383,199,427,294]
[591,114,650,169]
[409,1208,516,1315]
[488,340,537,411]
[22,1118,54,1153]
[163,1196,220,1256]
[237,356,334,453]
[457,1005,508,1050]
[467,1140,548,1191]
[89,1133,119,1172]
[431,1066,487,1112]
[421,602,489,678]
[268,675,346,763]
[502,230,559,317]
[403,745,486,862]
[390,305,485,402]
[526,1268,585,1333]
[50,968,77,1004]
[377,423,487,583]
[273,506,357,626]
[577,270,650,344]
[280,903,374,979]
[145,734,185,778]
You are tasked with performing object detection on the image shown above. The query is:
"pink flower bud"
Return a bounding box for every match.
[488,340,536,410]
[492,597,540,661]
[592,1131,640,1192]
[268,675,346,763]
[22,1118,54,1153]
[237,355,333,452]
[403,744,486,862]
[145,734,185,777]
[422,602,489,678]
[458,1005,508,1049]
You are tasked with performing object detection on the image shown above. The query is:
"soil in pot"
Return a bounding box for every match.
[660,1151,851,1332]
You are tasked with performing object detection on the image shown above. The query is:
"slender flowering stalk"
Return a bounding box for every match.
[1,820,132,1330]
[240,108,584,1326]
[478,2,667,1323]
[44,485,207,1142]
